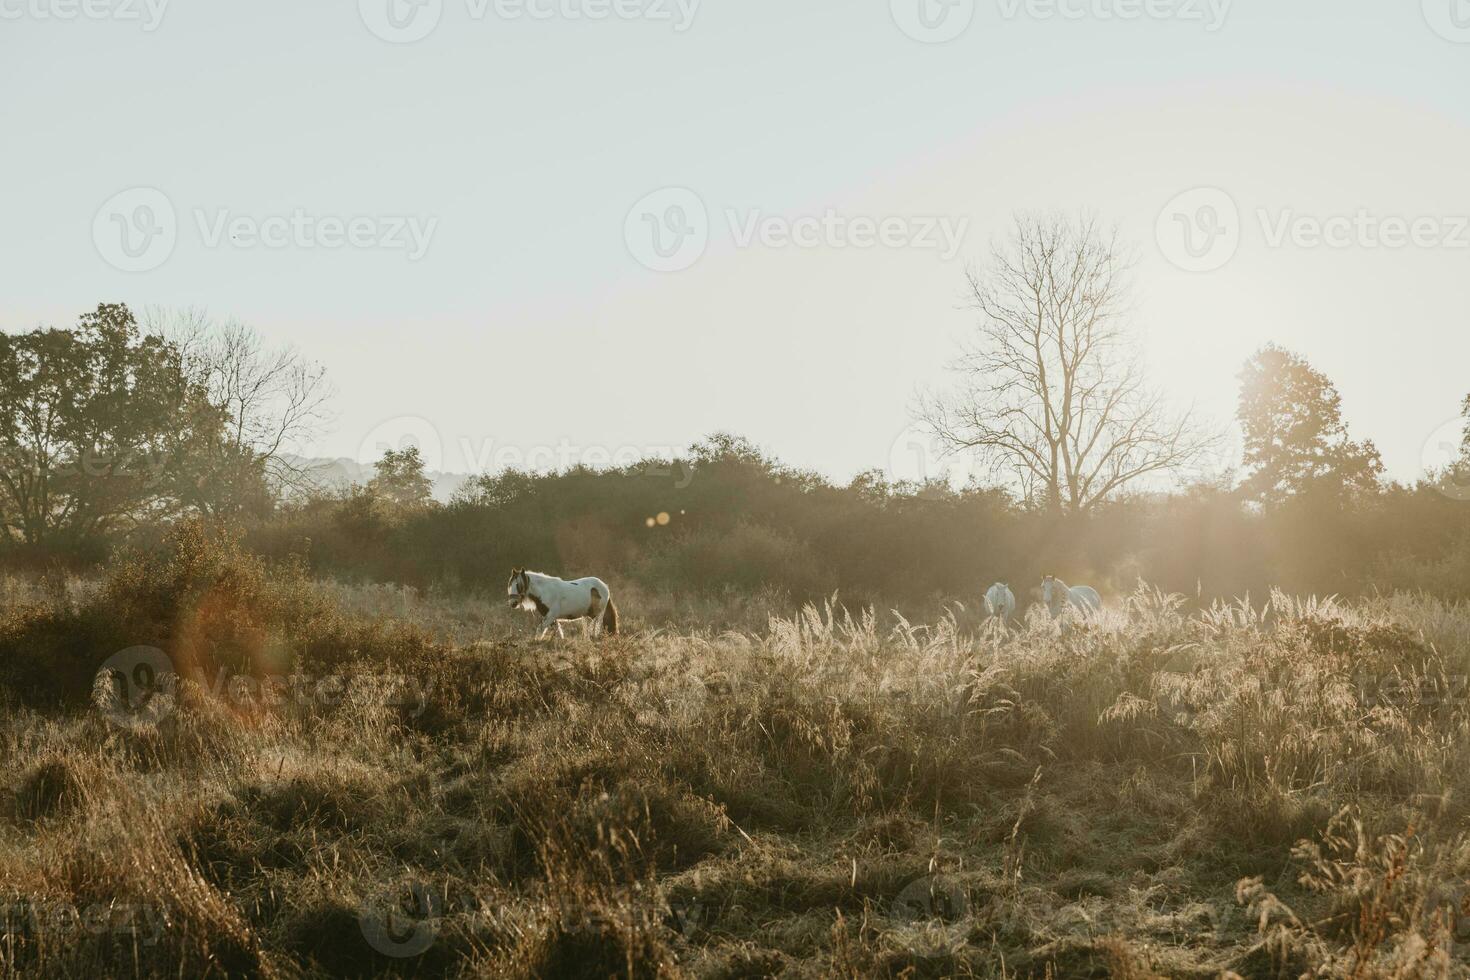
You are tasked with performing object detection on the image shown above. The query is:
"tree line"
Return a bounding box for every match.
[0,304,328,558]
[7,213,1469,603]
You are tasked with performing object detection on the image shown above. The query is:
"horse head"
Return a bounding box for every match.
[1041,575,1070,614]
[507,567,529,608]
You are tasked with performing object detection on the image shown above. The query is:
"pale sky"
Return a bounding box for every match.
[4,0,1468,486]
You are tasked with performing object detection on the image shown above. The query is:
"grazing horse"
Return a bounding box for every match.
[507,568,619,639]
[1041,575,1101,619]
[984,583,1016,621]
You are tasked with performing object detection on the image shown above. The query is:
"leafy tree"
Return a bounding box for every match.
[452,468,538,509]
[0,304,225,548]
[367,446,434,509]
[1237,345,1382,506]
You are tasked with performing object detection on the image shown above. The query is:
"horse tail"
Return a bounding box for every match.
[602,599,619,635]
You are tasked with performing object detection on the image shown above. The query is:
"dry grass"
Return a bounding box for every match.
[3,535,1470,977]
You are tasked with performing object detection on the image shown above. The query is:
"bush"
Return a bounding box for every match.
[0,520,444,711]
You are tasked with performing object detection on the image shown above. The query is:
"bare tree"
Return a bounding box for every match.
[920,213,1215,514]
[147,308,335,508]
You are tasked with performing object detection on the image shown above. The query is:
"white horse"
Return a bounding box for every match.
[984,583,1016,621]
[1041,575,1101,619]
[507,567,619,638]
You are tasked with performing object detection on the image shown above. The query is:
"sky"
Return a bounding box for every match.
[3,0,1468,488]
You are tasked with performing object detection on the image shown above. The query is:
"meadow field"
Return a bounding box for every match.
[11,0,1468,975]
[4,525,1470,978]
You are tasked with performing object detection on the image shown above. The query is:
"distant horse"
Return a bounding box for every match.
[507,567,619,638]
[1041,575,1101,619]
[984,583,1016,621]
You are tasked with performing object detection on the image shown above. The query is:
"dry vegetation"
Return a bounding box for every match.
[4,527,1470,977]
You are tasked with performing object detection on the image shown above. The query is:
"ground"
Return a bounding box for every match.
[3,559,1470,978]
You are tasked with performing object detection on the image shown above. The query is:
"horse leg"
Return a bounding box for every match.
[586,589,604,639]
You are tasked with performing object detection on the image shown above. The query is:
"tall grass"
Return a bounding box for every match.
[2,537,1469,976]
